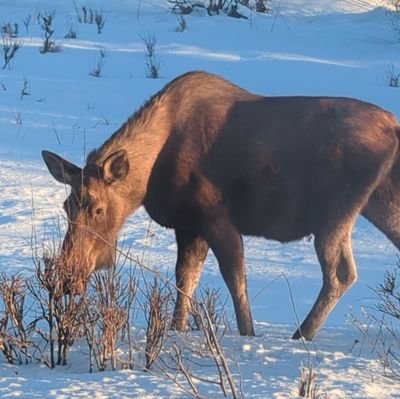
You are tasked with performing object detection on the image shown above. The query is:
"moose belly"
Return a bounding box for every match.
[229,194,312,243]
[225,170,318,243]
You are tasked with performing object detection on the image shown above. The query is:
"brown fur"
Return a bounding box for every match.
[42,71,400,340]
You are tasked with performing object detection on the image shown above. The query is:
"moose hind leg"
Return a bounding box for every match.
[292,227,357,341]
[171,230,209,331]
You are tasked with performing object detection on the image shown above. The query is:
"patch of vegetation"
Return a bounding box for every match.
[73,1,106,34]
[168,0,270,18]
[0,220,239,397]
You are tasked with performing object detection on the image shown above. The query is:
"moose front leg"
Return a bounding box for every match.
[171,230,209,331]
[204,217,255,336]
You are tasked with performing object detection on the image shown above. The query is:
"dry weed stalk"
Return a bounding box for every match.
[162,339,235,399]
[198,302,239,398]
[160,296,240,399]
[298,362,318,398]
[190,286,229,336]
[166,342,209,399]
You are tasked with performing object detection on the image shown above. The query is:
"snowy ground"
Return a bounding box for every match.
[1,0,400,397]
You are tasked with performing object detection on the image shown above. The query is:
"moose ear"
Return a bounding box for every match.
[42,150,81,185]
[102,150,129,184]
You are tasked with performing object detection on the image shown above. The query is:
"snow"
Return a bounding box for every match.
[0,0,400,397]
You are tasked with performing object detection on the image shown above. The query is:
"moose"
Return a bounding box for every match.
[42,71,400,341]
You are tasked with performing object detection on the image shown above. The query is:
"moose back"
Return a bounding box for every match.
[42,71,400,340]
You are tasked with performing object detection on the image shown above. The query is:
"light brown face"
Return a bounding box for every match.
[42,150,130,292]
[62,171,117,276]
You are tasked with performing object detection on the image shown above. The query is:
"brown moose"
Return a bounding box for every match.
[42,71,400,340]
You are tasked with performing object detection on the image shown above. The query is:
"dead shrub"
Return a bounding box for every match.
[350,260,400,379]
[0,273,32,364]
[38,11,61,54]
[142,277,172,370]
[27,253,86,367]
[82,267,137,372]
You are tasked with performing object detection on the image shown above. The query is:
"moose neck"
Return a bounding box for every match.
[88,95,172,215]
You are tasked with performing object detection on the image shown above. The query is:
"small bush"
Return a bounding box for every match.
[82,269,137,372]
[0,273,32,365]
[27,254,86,368]
[39,11,61,54]
[141,33,161,79]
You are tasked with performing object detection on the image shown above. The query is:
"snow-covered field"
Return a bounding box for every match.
[1,0,400,397]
